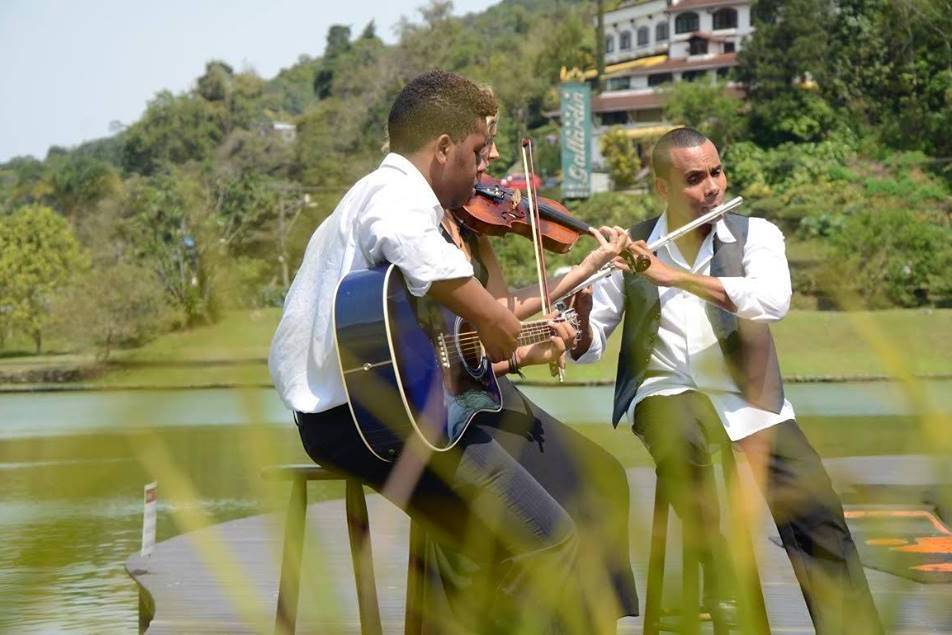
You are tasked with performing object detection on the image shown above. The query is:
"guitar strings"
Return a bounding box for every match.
[445,333,554,360]
[443,326,554,357]
[445,319,579,349]
[447,323,557,348]
[439,319,579,364]
[446,315,577,345]
[450,323,552,343]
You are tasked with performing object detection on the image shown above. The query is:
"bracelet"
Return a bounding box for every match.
[508,353,524,378]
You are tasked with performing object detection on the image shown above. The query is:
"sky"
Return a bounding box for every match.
[0,0,502,162]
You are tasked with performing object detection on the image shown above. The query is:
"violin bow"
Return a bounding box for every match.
[520,137,564,382]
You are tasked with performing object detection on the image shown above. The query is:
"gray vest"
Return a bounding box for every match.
[610,213,784,425]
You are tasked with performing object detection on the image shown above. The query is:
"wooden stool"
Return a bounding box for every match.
[262,464,427,635]
[642,444,770,635]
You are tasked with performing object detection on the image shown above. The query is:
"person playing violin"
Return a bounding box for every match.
[270,70,633,634]
[427,106,641,632]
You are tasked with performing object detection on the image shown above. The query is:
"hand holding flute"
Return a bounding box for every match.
[553,196,743,305]
[631,196,743,273]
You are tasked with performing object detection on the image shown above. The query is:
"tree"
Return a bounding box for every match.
[267,57,322,115]
[196,60,234,102]
[120,169,216,324]
[0,156,51,211]
[121,91,225,175]
[533,12,595,85]
[662,80,748,149]
[828,208,952,308]
[0,205,88,353]
[46,154,121,222]
[49,261,178,359]
[226,71,267,132]
[314,25,353,99]
[599,128,640,190]
[208,168,277,252]
[360,20,377,40]
[736,0,838,145]
[818,0,952,158]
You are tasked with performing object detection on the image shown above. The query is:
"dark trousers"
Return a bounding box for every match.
[634,391,882,635]
[297,379,636,634]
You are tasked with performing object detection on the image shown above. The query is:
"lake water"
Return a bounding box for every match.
[1,381,949,631]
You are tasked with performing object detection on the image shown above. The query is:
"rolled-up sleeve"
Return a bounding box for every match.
[572,269,626,364]
[717,219,791,322]
[360,197,473,297]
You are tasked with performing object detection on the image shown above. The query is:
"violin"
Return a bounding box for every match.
[453,176,642,270]
[452,177,595,254]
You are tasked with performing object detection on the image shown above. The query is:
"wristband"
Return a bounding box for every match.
[508,353,524,378]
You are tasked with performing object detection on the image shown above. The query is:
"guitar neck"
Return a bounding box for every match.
[516,320,555,346]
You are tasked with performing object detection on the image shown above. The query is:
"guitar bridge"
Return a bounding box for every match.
[436,333,451,369]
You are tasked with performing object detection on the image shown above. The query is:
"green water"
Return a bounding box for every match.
[0,382,948,631]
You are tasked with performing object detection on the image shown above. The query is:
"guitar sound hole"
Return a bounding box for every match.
[456,323,483,371]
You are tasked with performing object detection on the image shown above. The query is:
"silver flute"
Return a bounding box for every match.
[554,196,744,304]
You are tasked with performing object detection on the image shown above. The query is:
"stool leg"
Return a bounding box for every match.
[275,477,307,635]
[681,523,700,635]
[721,447,770,635]
[346,480,383,635]
[405,518,426,635]
[644,477,669,635]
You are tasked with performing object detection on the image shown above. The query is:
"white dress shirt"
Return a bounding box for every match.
[269,153,474,414]
[573,213,796,440]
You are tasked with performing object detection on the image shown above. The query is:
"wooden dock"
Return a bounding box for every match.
[126,455,952,633]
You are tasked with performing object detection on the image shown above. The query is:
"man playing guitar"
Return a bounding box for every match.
[270,70,634,633]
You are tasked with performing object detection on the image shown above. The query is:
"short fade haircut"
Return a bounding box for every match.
[651,127,710,181]
[387,70,497,154]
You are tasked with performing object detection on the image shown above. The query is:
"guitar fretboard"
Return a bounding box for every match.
[440,310,578,358]
[516,320,558,346]
[515,310,579,346]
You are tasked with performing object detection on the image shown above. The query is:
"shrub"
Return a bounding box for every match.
[827,208,952,308]
[599,128,640,190]
[50,262,180,359]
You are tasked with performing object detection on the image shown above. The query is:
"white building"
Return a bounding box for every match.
[556,0,754,174]
[270,122,297,144]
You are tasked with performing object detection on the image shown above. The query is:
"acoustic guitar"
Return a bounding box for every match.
[334,264,574,462]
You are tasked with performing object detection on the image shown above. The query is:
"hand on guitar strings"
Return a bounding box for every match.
[514,310,578,376]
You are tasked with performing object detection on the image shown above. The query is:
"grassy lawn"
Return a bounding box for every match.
[1,308,949,387]
[116,309,280,362]
[524,308,952,382]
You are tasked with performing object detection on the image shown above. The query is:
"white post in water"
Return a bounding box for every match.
[141,482,157,557]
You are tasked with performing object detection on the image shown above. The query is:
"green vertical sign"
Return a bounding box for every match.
[559,82,592,199]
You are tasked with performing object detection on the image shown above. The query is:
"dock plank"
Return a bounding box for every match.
[127,456,952,633]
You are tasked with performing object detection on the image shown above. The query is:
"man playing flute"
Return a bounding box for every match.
[571,127,882,634]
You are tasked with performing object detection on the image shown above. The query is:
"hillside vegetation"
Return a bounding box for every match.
[0,0,948,362]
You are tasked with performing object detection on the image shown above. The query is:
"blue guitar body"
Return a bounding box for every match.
[333,264,502,462]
